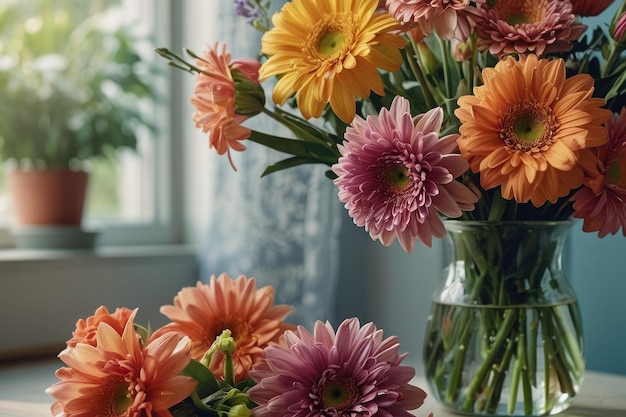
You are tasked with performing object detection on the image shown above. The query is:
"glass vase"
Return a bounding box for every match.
[423,221,584,416]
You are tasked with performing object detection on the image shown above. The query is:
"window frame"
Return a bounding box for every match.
[0,0,182,248]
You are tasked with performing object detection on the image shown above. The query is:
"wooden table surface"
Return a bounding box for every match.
[0,358,624,417]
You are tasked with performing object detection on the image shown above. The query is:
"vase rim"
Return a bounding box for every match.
[443,219,574,229]
[443,219,573,224]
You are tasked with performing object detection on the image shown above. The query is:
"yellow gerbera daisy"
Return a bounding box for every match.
[259,0,406,123]
[455,54,612,207]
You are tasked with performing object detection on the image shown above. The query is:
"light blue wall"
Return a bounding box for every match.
[568,223,626,375]
[567,1,626,376]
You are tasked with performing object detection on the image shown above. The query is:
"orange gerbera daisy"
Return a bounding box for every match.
[259,0,406,123]
[153,274,294,383]
[455,54,612,207]
[47,311,196,417]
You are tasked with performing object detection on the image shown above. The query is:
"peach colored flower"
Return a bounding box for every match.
[47,310,196,417]
[570,0,615,17]
[473,0,586,57]
[66,305,134,348]
[572,108,626,237]
[455,54,612,207]
[385,0,480,40]
[153,274,294,383]
[190,42,262,170]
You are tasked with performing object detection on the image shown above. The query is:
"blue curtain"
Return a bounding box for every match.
[198,0,342,327]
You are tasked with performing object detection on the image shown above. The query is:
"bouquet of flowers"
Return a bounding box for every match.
[46,275,430,417]
[157,0,626,247]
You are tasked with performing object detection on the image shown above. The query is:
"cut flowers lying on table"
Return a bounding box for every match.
[46,275,430,417]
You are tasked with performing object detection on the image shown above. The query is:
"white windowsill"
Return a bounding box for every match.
[0,244,200,360]
[0,244,197,263]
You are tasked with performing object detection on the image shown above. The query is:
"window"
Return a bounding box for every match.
[0,0,175,247]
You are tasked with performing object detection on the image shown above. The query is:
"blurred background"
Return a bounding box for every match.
[0,0,624,381]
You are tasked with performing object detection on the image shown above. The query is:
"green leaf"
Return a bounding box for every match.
[261,156,330,177]
[248,131,338,165]
[182,359,221,398]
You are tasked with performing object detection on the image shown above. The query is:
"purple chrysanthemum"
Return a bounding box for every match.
[474,0,587,58]
[248,318,429,417]
[233,0,262,24]
[332,96,477,251]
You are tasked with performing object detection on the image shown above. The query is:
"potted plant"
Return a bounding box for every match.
[0,0,156,248]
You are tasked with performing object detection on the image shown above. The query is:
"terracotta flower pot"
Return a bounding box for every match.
[7,169,89,225]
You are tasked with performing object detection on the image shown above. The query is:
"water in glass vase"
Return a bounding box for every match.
[424,300,584,416]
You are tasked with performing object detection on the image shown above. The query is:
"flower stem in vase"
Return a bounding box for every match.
[423,221,585,416]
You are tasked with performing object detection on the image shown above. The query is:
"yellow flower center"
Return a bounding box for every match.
[318,31,347,56]
[502,100,556,153]
[385,164,412,191]
[112,381,132,414]
[608,153,626,189]
[306,16,355,69]
[513,112,546,142]
[321,377,358,410]
[493,0,548,25]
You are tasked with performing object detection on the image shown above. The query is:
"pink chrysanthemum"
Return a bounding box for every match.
[152,274,294,383]
[571,108,626,237]
[46,310,196,417]
[248,318,429,417]
[332,96,478,251]
[190,42,262,170]
[473,0,587,57]
[66,305,135,348]
[385,0,480,40]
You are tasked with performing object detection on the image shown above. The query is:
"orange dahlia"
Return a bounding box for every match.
[455,54,612,207]
[153,274,294,383]
[66,305,134,348]
[190,42,263,170]
[259,0,406,123]
[47,311,196,417]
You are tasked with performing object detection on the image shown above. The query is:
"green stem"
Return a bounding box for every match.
[404,42,438,110]
[528,310,539,386]
[541,310,557,412]
[437,36,455,117]
[462,309,518,412]
[485,326,517,414]
[443,312,475,403]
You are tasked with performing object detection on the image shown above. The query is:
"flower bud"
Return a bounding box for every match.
[613,12,626,44]
[451,37,476,63]
[228,404,252,417]
[232,68,265,116]
[415,41,440,75]
[215,329,237,355]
